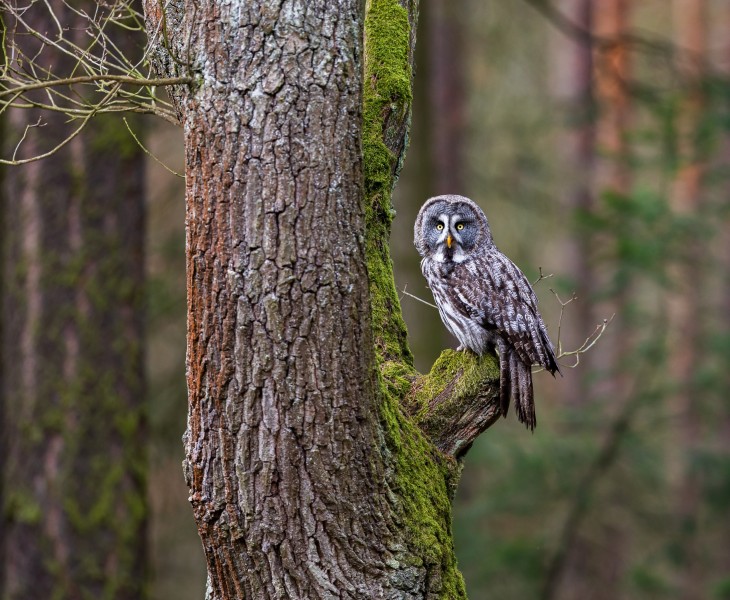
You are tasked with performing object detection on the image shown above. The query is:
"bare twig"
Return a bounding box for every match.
[532,267,554,286]
[2,82,120,166]
[122,117,184,178]
[400,285,438,310]
[1,0,188,161]
[11,117,44,162]
[0,75,192,99]
[536,288,614,371]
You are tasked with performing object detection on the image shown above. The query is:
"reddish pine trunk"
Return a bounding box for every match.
[550,0,595,407]
[669,1,706,598]
[427,0,466,195]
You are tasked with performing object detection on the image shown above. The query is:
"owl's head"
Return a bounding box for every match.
[414,194,493,263]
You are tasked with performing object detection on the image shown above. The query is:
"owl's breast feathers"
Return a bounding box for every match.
[424,250,560,375]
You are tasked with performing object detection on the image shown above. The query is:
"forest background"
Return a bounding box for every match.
[2,0,730,599]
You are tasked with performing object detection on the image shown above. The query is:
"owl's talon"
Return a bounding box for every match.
[456,345,465,351]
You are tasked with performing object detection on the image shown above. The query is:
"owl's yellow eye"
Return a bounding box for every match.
[456,223,465,231]
[436,223,444,231]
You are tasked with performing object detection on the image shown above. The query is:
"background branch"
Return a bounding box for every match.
[0,0,188,162]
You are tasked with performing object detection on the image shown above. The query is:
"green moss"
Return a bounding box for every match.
[380,389,467,598]
[410,350,500,458]
[363,2,476,596]
[411,350,500,419]
[5,491,43,524]
[381,360,418,398]
[363,0,414,366]
[362,0,412,196]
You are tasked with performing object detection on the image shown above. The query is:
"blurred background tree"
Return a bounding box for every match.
[3,0,730,598]
[1,2,147,598]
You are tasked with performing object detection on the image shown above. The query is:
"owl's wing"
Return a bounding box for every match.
[454,251,560,374]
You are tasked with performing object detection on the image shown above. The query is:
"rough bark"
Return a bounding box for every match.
[1,3,147,598]
[143,0,502,597]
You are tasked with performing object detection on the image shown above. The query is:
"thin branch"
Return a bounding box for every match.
[2,82,118,165]
[0,74,192,98]
[401,283,613,370]
[0,0,187,162]
[11,117,44,162]
[559,316,614,364]
[0,13,8,80]
[122,117,184,178]
[42,0,65,39]
[532,267,554,286]
[542,289,614,370]
[4,112,92,165]
[521,0,675,55]
[400,285,438,310]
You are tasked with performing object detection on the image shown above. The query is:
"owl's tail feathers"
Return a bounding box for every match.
[511,352,536,431]
[498,349,512,420]
[498,348,536,430]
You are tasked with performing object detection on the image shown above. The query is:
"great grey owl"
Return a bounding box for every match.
[414,194,560,430]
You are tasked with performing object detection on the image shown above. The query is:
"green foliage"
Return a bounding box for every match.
[4,491,43,524]
[629,565,673,596]
[713,578,730,600]
[90,114,142,159]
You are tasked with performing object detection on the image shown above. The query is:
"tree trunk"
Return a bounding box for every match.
[1,4,147,599]
[550,0,595,407]
[669,2,706,599]
[427,0,466,196]
[593,0,631,195]
[592,0,633,403]
[144,0,503,597]
[544,3,634,598]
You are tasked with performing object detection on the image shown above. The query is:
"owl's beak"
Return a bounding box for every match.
[446,234,453,249]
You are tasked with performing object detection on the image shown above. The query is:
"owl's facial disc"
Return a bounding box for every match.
[429,213,471,263]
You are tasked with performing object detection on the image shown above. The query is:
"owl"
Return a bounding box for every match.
[414,194,560,430]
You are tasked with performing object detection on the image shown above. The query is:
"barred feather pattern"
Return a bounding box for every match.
[415,195,560,430]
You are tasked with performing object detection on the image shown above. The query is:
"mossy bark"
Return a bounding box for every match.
[144,0,500,597]
[1,4,147,599]
[363,1,501,596]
